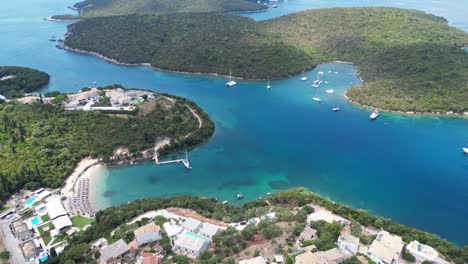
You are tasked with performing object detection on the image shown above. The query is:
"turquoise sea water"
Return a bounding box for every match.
[0,0,467,244]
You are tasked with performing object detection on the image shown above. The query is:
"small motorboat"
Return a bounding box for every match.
[312,97,322,102]
[93,81,97,85]
[272,4,278,8]
[370,110,380,120]
[237,193,244,199]
[324,81,329,85]
[311,84,319,88]
[313,80,320,84]
[267,79,271,90]
[222,200,228,205]
[332,107,340,112]
[301,77,308,81]
[266,192,272,196]
[325,89,335,94]
[463,148,468,154]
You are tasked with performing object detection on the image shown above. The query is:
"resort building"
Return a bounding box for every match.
[295,251,324,264]
[163,221,183,237]
[100,239,130,264]
[172,232,210,257]
[406,241,438,262]
[337,234,360,255]
[45,197,72,233]
[367,231,404,264]
[308,210,349,225]
[239,256,268,264]
[10,219,34,241]
[198,222,221,240]
[181,218,203,233]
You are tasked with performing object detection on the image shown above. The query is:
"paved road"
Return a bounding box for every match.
[0,219,27,264]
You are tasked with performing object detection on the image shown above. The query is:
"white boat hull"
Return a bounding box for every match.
[463,148,468,154]
[312,97,322,102]
[325,89,334,94]
[226,80,237,87]
[301,77,307,81]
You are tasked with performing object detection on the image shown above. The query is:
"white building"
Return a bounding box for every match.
[100,239,129,264]
[182,218,203,233]
[198,223,221,241]
[45,197,72,233]
[406,241,438,262]
[367,231,404,264]
[163,221,183,237]
[337,234,360,255]
[239,256,267,264]
[172,232,209,257]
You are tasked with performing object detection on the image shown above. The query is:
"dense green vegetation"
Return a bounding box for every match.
[65,7,468,113]
[0,89,214,201]
[45,189,467,264]
[0,66,50,99]
[71,0,266,17]
[66,13,311,79]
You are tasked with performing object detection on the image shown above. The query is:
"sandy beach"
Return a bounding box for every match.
[61,158,103,214]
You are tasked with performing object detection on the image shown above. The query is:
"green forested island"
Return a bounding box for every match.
[0,88,214,202]
[47,188,468,264]
[0,66,50,99]
[65,0,266,18]
[63,7,468,113]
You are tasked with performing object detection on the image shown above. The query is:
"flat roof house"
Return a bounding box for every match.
[406,241,438,262]
[239,256,267,264]
[136,232,162,247]
[367,231,404,264]
[337,234,360,255]
[100,239,130,264]
[295,251,325,264]
[198,223,221,241]
[181,218,202,233]
[52,216,73,233]
[172,232,209,257]
[45,198,67,220]
[320,248,352,264]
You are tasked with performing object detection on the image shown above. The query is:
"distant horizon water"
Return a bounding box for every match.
[0,0,467,245]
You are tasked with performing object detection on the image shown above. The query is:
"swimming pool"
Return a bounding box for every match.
[25,197,36,207]
[186,231,209,241]
[30,216,41,226]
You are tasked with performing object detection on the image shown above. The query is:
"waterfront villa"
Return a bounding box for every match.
[181,218,203,233]
[337,234,360,255]
[45,197,72,233]
[406,241,438,262]
[172,232,210,257]
[198,222,221,241]
[367,231,404,264]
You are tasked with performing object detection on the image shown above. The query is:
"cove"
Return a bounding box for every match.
[0,0,467,245]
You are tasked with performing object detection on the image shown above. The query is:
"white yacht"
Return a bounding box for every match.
[325,89,335,94]
[267,79,271,90]
[301,77,308,81]
[312,97,322,102]
[222,201,228,205]
[463,148,468,154]
[332,107,340,112]
[370,110,380,120]
[226,69,237,87]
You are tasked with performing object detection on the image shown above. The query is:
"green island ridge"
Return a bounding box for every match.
[0,66,50,99]
[62,7,468,113]
[47,188,468,264]
[51,0,267,20]
[0,85,214,202]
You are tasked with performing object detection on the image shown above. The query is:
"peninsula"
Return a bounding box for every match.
[50,0,267,20]
[0,66,50,99]
[0,84,214,203]
[62,7,468,114]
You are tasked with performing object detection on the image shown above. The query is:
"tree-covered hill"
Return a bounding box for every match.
[71,0,267,17]
[0,91,214,201]
[0,66,50,99]
[63,7,468,113]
